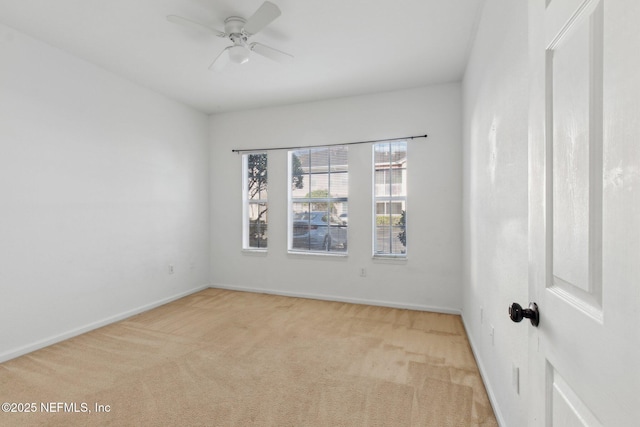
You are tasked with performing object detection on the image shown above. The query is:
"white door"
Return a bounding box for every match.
[528,0,640,425]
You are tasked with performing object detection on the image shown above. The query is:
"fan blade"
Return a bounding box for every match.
[250,42,293,63]
[243,1,281,35]
[167,15,226,37]
[209,47,231,71]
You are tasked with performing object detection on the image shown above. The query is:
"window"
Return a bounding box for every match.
[289,146,348,253]
[243,153,268,250]
[373,141,407,256]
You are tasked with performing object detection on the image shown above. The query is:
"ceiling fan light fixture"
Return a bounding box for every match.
[229,45,251,64]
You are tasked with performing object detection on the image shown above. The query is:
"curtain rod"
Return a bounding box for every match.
[231,134,428,153]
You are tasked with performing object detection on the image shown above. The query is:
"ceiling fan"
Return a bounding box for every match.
[167,1,293,71]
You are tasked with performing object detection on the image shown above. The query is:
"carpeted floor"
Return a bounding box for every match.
[0,288,498,426]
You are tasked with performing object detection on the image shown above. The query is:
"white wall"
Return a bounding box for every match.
[0,24,210,362]
[209,84,462,312]
[462,0,530,425]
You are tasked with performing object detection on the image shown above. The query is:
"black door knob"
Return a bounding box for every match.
[509,302,539,327]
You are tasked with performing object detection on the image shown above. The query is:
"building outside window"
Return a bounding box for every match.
[289,146,348,253]
[373,141,407,256]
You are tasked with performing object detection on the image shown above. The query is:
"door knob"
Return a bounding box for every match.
[509,302,539,327]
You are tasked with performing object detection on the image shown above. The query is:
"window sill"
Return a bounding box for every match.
[242,249,268,256]
[287,250,348,258]
[372,254,407,263]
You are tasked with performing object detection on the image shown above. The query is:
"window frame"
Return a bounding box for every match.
[288,146,349,255]
[372,141,408,258]
[242,152,268,251]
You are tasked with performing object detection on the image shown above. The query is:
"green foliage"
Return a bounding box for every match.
[306,189,333,212]
[376,214,402,226]
[291,154,304,190]
[307,189,329,198]
[397,210,406,247]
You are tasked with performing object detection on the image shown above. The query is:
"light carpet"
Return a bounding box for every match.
[0,288,497,426]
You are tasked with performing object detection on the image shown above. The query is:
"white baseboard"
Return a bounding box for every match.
[210,283,462,315]
[0,284,210,363]
[461,313,506,427]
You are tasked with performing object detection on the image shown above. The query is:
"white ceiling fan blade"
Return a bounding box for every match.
[243,1,281,35]
[250,42,293,63]
[167,15,226,37]
[209,47,231,71]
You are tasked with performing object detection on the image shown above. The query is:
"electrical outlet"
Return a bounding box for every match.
[168,264,174,274]
[359,268,366,277]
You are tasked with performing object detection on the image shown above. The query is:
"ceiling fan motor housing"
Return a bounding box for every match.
[224,17,247,36]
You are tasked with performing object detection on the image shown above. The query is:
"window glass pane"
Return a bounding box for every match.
[391,201,404,215]
[310,172,329,195]
[290,152,305,194]
[330,147,348,171]
[392,223,406,252]
[247,153,268,200]
[310,147,329,172]
[391,170,403,183]
[330,172,348,199]
[374,224,406,254]
[374,225,390,254]
[391,169,404,197]
[391,141,408,162]
[291,183,306,199]
[248,203,268,248]
[292,202,310,218]
[374,170,387,197]
[374,144,389,164]
[291,202,310,250]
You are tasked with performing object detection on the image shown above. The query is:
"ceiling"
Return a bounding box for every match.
[0,0,484,114]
